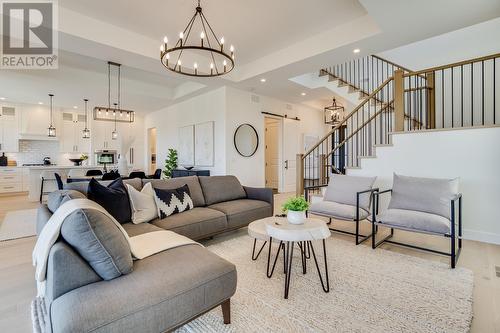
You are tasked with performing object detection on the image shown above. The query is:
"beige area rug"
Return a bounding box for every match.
[178,235,473,333]
[0,209,37,241]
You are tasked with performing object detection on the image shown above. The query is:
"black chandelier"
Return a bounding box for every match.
[324,98,345,125]
[160,0,235,77]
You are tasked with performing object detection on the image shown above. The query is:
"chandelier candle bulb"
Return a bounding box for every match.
[194,62,198,75]
[223,60,227,72]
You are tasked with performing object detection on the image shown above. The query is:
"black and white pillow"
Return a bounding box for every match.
[153,185,194,219]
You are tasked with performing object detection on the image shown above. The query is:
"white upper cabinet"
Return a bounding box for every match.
[0,106,20,152]
[92,119,119,151]
[59,112,90,153]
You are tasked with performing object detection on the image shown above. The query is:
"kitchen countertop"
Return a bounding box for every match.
[24,165,109,170]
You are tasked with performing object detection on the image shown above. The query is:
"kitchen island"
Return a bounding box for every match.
[27,165,108,202]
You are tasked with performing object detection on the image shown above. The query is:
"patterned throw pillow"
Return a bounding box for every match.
[153,185,194,219]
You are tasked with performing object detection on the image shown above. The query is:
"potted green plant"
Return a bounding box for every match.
[163,149,178,179]
[282,196,309,225]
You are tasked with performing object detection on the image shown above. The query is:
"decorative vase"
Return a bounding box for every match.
[118,155,128,176]
[287,210,306,225]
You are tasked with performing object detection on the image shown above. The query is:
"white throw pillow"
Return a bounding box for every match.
[126,182,158,224]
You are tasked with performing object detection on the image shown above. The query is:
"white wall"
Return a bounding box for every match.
[144,85,330,187]
[144,87,227,176]
[348,127,500,245]
[225,86,330,187]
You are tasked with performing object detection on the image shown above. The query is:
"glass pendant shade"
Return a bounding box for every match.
[47,94,56,137]
[47,125,56,137]
[82,98,90,139]
[111,102,118,140]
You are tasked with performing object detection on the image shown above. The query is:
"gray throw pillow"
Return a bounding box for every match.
[199,175,246,205]
[61,209,133,280]
[388,173,459,219]
[47,190,86,213]
[323,174,376,211]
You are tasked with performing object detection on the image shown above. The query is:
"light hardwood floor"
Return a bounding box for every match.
[0,193,499,332]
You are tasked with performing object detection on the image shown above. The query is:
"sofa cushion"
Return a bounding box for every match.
[126,182,158,224]
[121,222,164,237]
[87,178,132,224]
[388,173,459,219]
[199,175,247,205]
[324,174,376,211]
[376,208,451,234]
[50,244,237,333]
[47,190,86,213]
[153,185,194,219]
[309,201,369,220]
[61,208,133,280]
[209,199,272,229]
[64,178,142,196]
[145,176,205,207]
[152,207,227,240]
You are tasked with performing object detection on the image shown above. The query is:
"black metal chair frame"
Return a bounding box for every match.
[371,189,463,269]
[305,184,379,245]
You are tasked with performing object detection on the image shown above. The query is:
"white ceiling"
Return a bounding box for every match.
[58,0,368,65]
[1,0,499,113]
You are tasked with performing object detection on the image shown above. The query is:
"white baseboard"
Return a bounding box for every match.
[463,229,500,245]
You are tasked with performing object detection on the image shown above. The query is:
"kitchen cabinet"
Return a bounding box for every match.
[92,119,119,151]
[0,106,19,152]
[0,167,23,193]
[60,112,90,153]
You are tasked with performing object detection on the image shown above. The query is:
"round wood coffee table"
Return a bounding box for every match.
[248,216,331,299]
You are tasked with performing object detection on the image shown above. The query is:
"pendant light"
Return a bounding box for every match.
[111,103,118,140]
[47,93,56,137]
[160,0,235,77]
[82,98,90,139]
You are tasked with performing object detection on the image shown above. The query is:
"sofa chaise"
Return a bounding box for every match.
[34,175,273,332]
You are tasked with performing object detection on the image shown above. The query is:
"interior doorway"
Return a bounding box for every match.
[264,117,280,192]
[147,128,157,174]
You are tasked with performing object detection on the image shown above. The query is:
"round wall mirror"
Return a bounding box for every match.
[234,124,259,157]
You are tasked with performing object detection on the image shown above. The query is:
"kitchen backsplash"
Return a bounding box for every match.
[4,140,64,165]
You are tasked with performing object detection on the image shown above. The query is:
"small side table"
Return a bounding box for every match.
[266,217,331,299]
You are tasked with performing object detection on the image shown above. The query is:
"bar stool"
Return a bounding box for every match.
[40,171,57,203]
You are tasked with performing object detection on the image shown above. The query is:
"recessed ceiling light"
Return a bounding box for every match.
[73,106,78,109]
[353,48,360,54]
[0,97,5,100]
[260,78,266,83]
[38,102,43,105]
[301,92,307,96]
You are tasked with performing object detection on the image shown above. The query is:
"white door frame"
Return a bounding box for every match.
[264,116,284,192]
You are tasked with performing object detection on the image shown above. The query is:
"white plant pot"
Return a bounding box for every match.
[287,210,306,225]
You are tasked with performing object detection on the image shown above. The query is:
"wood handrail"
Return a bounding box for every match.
[325,101,394,159]
[371,54,414,73]
[405,52,500,76]
[302,76,394,158]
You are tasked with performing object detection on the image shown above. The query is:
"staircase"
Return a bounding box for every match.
[296,53,500,195]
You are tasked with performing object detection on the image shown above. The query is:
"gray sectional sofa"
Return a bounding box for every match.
[35,175,273,333]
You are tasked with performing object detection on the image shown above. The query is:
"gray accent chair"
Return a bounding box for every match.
[35,175,273,332]
[371,174,462,268]
[305,174,378,245]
